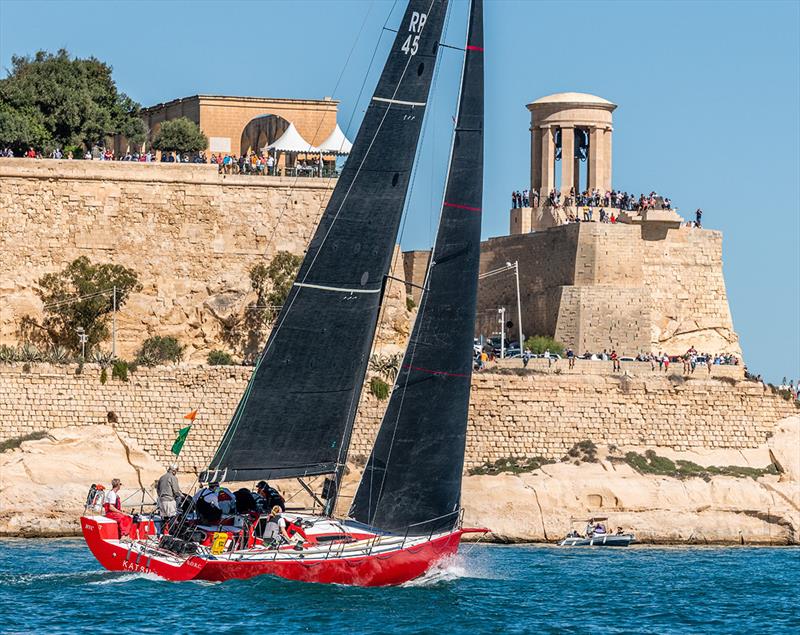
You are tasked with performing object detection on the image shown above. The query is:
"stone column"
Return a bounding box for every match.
[587,127,600,190]
[602,127,613,191]
[540,126,555,196]
[531,125,543,198]
[560,126,574,197]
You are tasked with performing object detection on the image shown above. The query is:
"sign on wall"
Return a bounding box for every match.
[209,137,231,153]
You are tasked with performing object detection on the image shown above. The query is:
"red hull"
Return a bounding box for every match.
[81,516,466,586]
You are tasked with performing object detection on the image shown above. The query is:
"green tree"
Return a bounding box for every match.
[151,117,208,154]
[524,335,565,355]
[250,251,302,321]
[36,257,141,354]
[0,103,49,152]
[222,251,302,362]
[0,49,143,152]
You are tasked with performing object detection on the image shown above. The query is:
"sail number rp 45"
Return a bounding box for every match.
[401,11,427,56]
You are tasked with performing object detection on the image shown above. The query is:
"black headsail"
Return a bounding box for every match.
[350,0,484,535]
[206,0,449,485]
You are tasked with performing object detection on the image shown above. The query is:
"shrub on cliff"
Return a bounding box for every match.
[36,257,141,355]
[368,377,390,400]
[207,350,235,366]
[524,335,564,356]
[250,251,303,321]
[222,252,303,364]
[135,336,184,366]
[0,49,145,153]
[151,117,208,154]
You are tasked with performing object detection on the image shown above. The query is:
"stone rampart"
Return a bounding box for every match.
[478,222,741,358]
[1,363,793,475]
[0,159,334,361]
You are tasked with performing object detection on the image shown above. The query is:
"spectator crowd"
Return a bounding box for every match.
[1,146,334,179]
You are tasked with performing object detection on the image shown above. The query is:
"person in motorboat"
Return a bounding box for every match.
[254,481,285,512]
[616,527,625,535]
[156,463,182,519]
[594,523,607,535]
[103,478,133,538]
[193,481,223,525]
[584,521,594,537]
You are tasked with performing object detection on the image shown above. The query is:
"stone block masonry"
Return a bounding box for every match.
[1,363,794,475]
[478,222,741,359]
[0,160,334,361]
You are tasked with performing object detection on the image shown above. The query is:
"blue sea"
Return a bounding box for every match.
[1,539,798,634]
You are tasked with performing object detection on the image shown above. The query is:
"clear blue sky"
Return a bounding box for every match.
[1,0,798,382]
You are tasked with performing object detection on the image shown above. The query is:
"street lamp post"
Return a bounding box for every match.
[76,327,88,361]
[498,307,506,359]
[480,261,525,355]
[510,261,524,351]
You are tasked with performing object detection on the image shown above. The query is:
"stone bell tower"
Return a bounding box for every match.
[511,92,617,233]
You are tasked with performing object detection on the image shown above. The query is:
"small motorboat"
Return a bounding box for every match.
[559,516,635,547]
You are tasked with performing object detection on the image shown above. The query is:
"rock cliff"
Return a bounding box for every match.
[2,417,797,543]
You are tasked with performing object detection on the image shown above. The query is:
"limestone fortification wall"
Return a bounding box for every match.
[0,159,334,361]
[478,222,741,357]
[1,362,793,475]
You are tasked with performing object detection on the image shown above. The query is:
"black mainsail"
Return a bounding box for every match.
[206,0,449,484]
[350,0,484,534]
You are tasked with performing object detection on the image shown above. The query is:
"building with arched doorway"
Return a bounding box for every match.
[139,94,340,156]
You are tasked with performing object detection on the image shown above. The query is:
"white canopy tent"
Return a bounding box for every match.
[317,124,353,156]
[264,122,318,153]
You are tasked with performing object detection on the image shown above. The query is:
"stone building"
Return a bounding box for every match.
[136,94,340,156]
[477,92,741,358]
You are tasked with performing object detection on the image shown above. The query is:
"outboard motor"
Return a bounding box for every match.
[84,484,105,513]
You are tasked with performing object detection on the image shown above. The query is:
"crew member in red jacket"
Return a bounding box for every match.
[103,478,133,537]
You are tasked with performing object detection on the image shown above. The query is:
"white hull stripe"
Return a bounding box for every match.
[372,96,427,107]
[294,282,381,294]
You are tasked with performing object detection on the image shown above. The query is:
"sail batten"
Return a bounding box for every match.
[350,0,484,535]
[205,0,450,485]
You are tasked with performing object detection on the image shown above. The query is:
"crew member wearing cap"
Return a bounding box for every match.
[254,481,285,513]
[157,464,182,518]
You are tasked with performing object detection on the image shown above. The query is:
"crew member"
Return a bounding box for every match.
[193,481,222,525]
[255,481,285,512]
[156,464,182,518]
[104,478,133,537]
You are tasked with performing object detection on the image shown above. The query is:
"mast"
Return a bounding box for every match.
[203,0,449,489]
[350,0,484,534]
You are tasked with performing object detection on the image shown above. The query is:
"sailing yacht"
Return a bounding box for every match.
[81,0,487,586]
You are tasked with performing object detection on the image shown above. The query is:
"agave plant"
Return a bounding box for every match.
[0,345,17,363]
[46,345,71,364]
[368,352,403,382]
[19,342,43,363]
[91,349,114,368]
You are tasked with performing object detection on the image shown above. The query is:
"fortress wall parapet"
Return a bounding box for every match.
[0,363,793,474]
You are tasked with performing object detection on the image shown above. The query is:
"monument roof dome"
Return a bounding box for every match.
[528,92,615,107]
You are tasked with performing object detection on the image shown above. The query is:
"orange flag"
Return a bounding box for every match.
[184,409,198,422]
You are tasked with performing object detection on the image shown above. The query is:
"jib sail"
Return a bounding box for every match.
[350,0,484,534]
